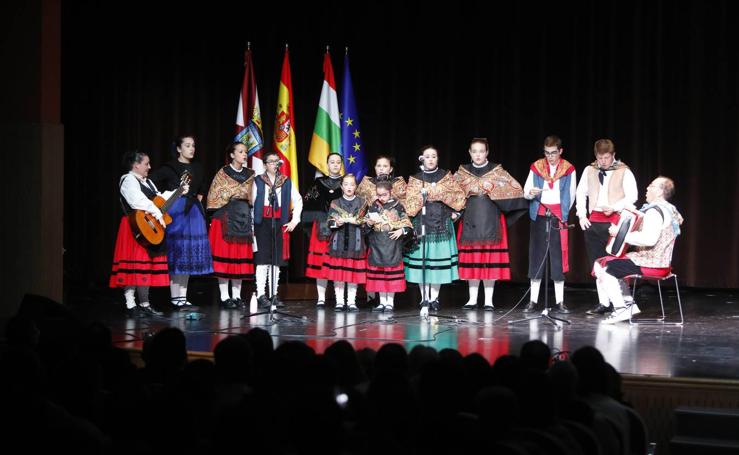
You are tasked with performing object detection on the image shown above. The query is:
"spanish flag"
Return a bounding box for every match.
[273,47,299,189]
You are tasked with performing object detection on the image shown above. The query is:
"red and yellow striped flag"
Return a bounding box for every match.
[273,48,299,189]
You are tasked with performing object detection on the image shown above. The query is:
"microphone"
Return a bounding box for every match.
[276,159,284,166]
[418,155,425,162]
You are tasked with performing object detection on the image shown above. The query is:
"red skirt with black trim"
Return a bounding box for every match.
[457,214,512,280]
[209,218,254,280]
[324,255,367,284]
[366,263,406,293]
[305,223,329,279]
[110,217,169,287]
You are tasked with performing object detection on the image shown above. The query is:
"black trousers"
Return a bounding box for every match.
[528,216,565,281]
[584,221,612,270]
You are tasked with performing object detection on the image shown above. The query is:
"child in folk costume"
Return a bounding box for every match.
[111,151,187,317]
[325,174,368,312]
[150,134,213,310]
[403,146,466,311]
[206,142,256,309]
[356,155,407,307]
[364,180,413,312]
[454,138,528,310]
[302,153,343,307]
[251,150,302,309]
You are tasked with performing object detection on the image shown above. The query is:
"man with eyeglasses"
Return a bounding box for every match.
[575,139,638,315]
[522,135,577,313]
[593,176,683,324]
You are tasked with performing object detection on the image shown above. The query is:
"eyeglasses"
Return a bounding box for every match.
[543,150,561,156]
[265,160,280,165]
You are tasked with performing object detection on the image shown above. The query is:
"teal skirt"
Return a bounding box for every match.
[404,221,459,284]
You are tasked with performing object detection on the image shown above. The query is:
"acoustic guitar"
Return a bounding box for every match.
[129,171,192,246]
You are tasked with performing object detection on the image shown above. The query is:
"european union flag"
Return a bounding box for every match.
[340,54,368,181]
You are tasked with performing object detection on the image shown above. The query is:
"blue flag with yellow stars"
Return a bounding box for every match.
[340,54,368,181]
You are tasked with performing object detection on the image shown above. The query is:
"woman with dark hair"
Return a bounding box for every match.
[111,151,186,316]
[150,135,213,309]
[356,155,406,204]
[403,146,466,311]
[302,152,343,307]
[206,142,256,309]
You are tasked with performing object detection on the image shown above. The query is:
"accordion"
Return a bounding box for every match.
[605,208,643,257]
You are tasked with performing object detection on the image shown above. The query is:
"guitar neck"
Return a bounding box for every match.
[160,187,185,214]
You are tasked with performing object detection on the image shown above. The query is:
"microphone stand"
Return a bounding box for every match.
[508,208,571,329]
[244,167,305,324]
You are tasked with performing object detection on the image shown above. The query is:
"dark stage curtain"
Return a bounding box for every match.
[61,1,739,289]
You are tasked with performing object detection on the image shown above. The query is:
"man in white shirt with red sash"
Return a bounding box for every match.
[576,139,638,315]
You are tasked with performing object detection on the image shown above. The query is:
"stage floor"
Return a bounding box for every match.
[68,281,739,380]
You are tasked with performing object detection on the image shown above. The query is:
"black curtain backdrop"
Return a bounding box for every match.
[62,0,739,289]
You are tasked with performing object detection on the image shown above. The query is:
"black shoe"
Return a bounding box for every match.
[553,301,571,314]
[347,303,359,312]
[523,301,536,313]
[334,304,345,312]
[586,304,612,315]
[316,300,325,308]
[139,305,163,317]
[125,306,140,318]
[221,298,238,310]
[173,299,200,311]
[273,296,285,309]
[233,298,245,309]
[462,302,477,310]
[257,295,271,309]
[483,304,495,312]
[420,300,429,308]
[429,300,440,312]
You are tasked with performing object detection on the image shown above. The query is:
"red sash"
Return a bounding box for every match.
[537,203,569,273]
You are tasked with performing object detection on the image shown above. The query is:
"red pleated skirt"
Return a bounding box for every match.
[109,217,169,287]
[366,263,406,292]
[457,214,512,280]
[305,223,329,279]
[324,255,367,284]
[209,218,254,280]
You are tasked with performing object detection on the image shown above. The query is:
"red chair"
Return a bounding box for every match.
[624,268,684,326]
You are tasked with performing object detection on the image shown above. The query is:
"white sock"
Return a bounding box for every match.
[316,279,327,302]
[347,283,358,306]
[232,280,242,300]
[124,286,136,309]
[169,278,181,301]
[335,281,346,306]
[268,265,281,297]
[530,279,541,303]
[429,284,441,302]
[483,280,495,307]
[386,292,395,308]
[136,286,150,307]
[218,278,231,300]
[256,265,268,297]
[603,273,626,309]
[179,275,189,300]
[593,262,610,306]
[554,281,564,304]
[466,279,480,305]
[379,292,387,306]
[620,280,634,303]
